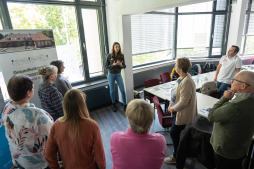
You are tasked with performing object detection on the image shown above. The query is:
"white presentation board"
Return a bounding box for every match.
[0,29,58,107]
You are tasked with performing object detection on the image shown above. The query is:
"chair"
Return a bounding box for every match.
[153,96,173,145]
[160,72,171,83]
[144,79,167,111]
[144,78,160,103]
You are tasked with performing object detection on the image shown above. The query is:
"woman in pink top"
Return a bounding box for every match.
[45,89,106,169]
[110,99,166,169]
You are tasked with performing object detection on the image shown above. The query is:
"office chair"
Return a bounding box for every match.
[144,78,160,103]
[160,72,171,83]
[144,79,167,111]
[153,96,173,146]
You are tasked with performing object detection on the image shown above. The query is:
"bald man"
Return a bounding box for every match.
[208,70,254,169]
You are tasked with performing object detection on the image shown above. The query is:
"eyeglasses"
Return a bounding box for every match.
[231,78,251,86]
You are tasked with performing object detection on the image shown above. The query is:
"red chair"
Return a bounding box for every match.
[144,78,160,103]
[153,96,173,145]
[144,78,167,111]
[160,72,171,83]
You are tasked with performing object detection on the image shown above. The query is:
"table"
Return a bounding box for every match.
[196,92,219,118]
[242,64,254,72]
[143,71,218,116]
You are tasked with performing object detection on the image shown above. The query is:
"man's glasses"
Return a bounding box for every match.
[231,78,251,86]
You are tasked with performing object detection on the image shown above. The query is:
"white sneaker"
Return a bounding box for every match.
[164,155,176,164]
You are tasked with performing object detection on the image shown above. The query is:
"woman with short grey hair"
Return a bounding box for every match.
[110,99,166,169]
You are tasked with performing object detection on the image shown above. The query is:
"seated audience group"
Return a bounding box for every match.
[1,53,254,169]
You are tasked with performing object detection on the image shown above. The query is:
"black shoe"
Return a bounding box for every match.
[112,103,117,112]
[124,105,127,111]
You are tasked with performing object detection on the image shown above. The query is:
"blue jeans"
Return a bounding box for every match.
[108,73,127,105]
[170,112,186,158]
[216,81,230,98]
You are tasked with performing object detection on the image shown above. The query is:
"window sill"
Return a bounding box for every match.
[73,79,108,90]
[133,57,220,74]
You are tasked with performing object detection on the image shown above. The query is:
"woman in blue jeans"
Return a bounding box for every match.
[105,42,127,112]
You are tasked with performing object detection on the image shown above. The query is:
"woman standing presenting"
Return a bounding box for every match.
[105,42,127,112]
[164,57,198,164]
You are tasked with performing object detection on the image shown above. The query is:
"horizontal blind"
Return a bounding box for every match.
[131,14,174,55]
[247,13,254,35]
[213,15,225,47]
[216,0,227,11]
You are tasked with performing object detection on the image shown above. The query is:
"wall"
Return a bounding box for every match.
[227,0,248,49]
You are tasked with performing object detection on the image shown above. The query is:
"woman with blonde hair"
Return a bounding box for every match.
[2,75,53,169]
[110,99,166,169]
[38,65,63,121]
[45,89,106,169]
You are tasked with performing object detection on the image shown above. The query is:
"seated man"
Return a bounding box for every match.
[208,70,254,169]
[214,45,242,98]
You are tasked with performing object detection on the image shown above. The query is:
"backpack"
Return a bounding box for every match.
[203,62,217,73]
[170,67,179,81]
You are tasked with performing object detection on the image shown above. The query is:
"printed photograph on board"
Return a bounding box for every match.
[0,30,55,53]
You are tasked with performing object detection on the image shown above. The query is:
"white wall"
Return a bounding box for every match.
[227,0,248,50]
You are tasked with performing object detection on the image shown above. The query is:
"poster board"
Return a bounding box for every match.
[0,29,58,107]
[0,29,58,169]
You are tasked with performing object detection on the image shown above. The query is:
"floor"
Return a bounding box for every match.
[90,102,177,169]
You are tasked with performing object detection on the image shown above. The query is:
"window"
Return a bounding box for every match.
[131,0,229,67]
[0,21,2,30]
[131,13,175,66]
[212,15,225,55]
[177,14,212,58]
[82,9,103,77]
[2,0,107,84]
[242,0,254,55]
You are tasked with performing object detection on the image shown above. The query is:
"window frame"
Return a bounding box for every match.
[0,0,109,86]
[132,0,231,68]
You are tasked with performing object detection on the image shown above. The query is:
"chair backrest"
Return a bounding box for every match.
[153,96,173,129]
[145,79,160,88]
[160,72,171,83]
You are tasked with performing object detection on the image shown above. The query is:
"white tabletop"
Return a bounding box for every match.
[196,92,219,118]
[143,71,216,101]
[143,72,219,118]
[241,64,254,72]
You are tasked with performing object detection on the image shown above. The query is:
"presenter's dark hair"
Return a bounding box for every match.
[7,75,33,101]
[110,42,123,59]
[232,45,240,53]
[50,60,64,74]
